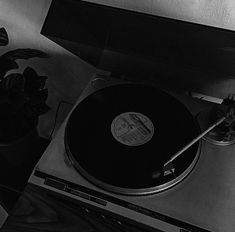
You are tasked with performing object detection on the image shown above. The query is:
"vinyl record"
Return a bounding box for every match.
[65,83,200,195]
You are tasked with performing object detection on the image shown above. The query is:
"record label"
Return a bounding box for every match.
[111,112,154,146]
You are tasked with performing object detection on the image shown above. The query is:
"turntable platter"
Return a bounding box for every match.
[65,83,200,195]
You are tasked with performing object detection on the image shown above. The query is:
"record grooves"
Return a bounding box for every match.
[65,83,201,195]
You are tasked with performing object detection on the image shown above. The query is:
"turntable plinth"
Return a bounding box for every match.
[28,80,235,232]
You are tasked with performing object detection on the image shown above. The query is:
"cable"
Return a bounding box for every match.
[48,100,73,141]
[0,183,23,195]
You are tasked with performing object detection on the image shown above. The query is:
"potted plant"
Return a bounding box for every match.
[0,27,50,166]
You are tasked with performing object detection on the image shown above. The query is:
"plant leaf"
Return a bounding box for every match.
[8,91,27,113]
[23,66,37,78]
[23,67,48,93]
[1,48,50,61]
[31,103,50,116]
[37,76,48,89]
[2,73,24,91]
[0,57,18,79]
[0,28,8,46]
[29,89,49,104]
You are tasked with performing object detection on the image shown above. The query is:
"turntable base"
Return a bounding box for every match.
[65,83,200,195]
[29,77,235,232]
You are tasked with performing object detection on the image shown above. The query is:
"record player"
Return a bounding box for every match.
[31,1,235,231]
[29,72,235,232]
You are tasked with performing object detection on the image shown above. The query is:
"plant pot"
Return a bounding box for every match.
[0,120,40,167]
